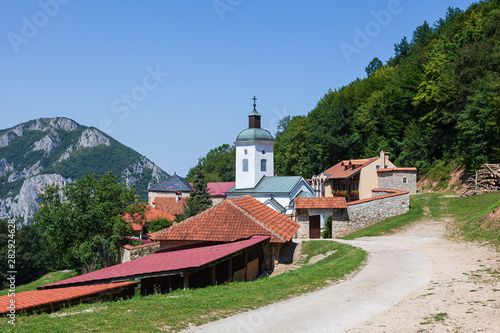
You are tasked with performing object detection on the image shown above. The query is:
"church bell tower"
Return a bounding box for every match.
[234,97,275,189]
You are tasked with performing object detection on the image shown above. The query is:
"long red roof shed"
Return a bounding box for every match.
[41,236,269,289]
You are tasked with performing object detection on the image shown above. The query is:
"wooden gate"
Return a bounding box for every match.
[309,215,321,239]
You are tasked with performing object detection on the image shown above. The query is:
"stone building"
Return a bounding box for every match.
[311,150,417,201]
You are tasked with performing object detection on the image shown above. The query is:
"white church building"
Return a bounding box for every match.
[226,98,314,214]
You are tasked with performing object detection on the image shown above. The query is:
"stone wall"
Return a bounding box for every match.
[295,210,310,239]
[378,171,417,194]
[148,191,190,205]
[329,192,410,238]
[330,208,350,237]
[121,242,160,263]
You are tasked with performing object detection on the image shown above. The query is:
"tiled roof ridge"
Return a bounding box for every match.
[122,241,159,250]
[228,196,287,242]
[150,198,228,240]
[347,189,409,206]
[377,167,417,172]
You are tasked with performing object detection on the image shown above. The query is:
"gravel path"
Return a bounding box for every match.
[185,219,500,333]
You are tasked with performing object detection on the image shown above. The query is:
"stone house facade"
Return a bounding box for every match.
[311,151,416,201]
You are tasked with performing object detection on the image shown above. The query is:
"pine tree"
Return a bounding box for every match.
[184,161,212,218]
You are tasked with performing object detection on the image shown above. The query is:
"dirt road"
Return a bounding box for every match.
[185,219,500,332]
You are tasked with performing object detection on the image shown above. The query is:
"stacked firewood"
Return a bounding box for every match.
[462,164,500,197]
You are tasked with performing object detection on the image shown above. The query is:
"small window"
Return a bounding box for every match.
[261,159,267,172]
[376,165,381,170]
[402,177,408,184]
[244,149,248,155]
[243,159,248,172]
[262,150,266,155]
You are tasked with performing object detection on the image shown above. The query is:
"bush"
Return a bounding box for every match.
[322,215,332,238]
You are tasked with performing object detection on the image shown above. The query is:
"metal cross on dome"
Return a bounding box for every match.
[252,96,257,107]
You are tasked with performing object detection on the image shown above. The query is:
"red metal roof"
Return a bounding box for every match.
[0,282,137,314]
[377,167,417,172]
[323,158,378,179]
[150,195,300,243]
[41,236,269,289]
[295,197,347,209]
[207,182,235,197]
[153,197,188,216]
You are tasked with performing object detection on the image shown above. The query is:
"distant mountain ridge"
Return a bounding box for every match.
[0,117,169,224]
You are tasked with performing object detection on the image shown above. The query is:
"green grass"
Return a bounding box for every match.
[0,241,366,332]
[0,270,77,296]
[448,192,500,246]
[340,194,426,239]
[341,191,500,247]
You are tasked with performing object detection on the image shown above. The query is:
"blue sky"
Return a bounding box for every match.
[1,0,474,176]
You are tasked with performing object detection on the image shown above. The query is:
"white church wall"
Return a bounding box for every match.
[235,141,274,189]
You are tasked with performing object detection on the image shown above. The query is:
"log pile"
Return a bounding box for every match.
[462,164,500,197]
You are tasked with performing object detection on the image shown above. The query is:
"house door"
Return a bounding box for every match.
[309,215,321,239]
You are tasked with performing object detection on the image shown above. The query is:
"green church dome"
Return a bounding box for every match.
[235,128,274,143]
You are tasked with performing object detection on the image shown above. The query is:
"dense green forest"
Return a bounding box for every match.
[274,1,499,179]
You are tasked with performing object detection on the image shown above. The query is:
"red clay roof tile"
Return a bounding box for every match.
[0,282,137,314]
[377,167,417,172]
[323,158,378,179]
[153,197,188,216]
[347,189,409,205]
[295,197,347,209]
[123,204,175,231]
[150,196,299,243]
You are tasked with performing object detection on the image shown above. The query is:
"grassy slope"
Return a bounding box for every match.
[342,192,500,247]
[0,241,366,332]
[0,271,77,297]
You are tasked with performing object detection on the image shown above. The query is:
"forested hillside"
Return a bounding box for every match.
[275,1,499,179]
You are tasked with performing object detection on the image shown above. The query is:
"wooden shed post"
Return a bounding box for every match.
[183,273,189,290]
[228,257,233,282]
[211,265,216,286]
[244,249,248,282]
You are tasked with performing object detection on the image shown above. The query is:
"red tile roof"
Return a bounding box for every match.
[123,204,175,231]
[0,282,137,314]
[295,197,347,209]
[377,167,417,172]
[151,195,299,243]
[41,236,269,288]
[153,197,188,216]
[121,241,159,250]
[347,189,409,205]
[323,158,378,179]
[207,182,235,197]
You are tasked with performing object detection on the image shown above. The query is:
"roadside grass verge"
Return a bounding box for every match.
[0,241,366,332]
[340,194,426,240]
[0,270,77,296]
[447,192,500,246]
